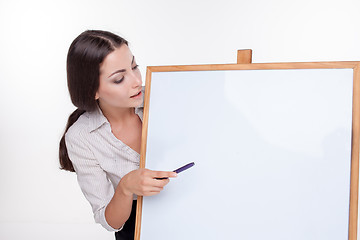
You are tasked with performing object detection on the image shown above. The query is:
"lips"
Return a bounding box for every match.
[130,91,142,98]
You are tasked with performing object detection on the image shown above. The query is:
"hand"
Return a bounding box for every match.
[118,168,177,197]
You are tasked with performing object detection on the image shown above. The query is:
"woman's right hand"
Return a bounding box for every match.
[117,168,177,197]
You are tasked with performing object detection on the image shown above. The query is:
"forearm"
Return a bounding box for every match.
[105,181,134,230]
[104,168,177,229]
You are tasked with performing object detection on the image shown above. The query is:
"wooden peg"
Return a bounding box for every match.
[237,49,253,64]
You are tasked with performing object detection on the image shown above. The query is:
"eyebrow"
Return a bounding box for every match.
[108,56,135,78]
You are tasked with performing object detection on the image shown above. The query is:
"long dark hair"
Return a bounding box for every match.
[59,30,128,172]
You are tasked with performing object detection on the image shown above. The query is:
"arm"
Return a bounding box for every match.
[65,130,122,231]
[65,129,177,231]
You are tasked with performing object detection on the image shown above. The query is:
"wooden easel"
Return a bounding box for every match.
[135,50,359,240]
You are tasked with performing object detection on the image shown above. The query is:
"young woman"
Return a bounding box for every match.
[59,30,177,240]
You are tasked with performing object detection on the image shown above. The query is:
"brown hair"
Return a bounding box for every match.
[59,30,128,172]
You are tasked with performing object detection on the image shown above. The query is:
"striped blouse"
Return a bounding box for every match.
[65,89,144,232]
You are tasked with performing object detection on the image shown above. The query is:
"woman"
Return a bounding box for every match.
[59,30,177,240]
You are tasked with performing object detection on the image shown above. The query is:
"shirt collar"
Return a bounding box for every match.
[134,97,144,116]
[88,105,108,133]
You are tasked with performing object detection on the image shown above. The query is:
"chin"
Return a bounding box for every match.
[129,100,142,108]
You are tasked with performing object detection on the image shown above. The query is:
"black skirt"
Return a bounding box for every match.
[115,200,137,240]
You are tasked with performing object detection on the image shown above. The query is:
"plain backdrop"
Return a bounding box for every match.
[0,0,359,239]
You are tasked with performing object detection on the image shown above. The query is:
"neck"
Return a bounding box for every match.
[98,103,135,125]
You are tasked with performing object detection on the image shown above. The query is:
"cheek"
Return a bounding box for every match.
[137,70,142,79]
[108,88,127,101]
[98,84,128,102]
[135,70,142,83]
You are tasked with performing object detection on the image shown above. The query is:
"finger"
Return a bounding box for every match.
[151,178,170,187]
[140,168,154,177]
[142,185,164,192]
[141,186,164,196]
[140,169,165,179]
[139,177,169,188]
[153,171,177,179]
[143,191,162,197]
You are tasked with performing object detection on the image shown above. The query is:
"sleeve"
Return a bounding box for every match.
[65,130,123,232]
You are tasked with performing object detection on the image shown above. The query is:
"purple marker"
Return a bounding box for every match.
[155,162,195,180]
[173,162,195,174]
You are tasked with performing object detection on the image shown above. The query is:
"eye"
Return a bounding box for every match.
[114,77,124,84]
[132,64,139,70]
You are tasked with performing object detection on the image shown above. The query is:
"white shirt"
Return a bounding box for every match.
[65,90,144,232]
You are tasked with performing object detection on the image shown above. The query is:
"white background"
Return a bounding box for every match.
[0,0,359,239]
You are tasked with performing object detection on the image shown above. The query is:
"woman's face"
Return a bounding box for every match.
[96,44,143,111]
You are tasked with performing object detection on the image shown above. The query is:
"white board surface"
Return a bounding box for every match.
[140,68,354,240]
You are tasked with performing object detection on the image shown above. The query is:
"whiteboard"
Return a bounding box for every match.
[136,63,360,240]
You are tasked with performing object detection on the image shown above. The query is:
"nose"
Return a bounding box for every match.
[130,71,142,88]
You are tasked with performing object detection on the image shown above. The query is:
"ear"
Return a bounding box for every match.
[95,92,99,100]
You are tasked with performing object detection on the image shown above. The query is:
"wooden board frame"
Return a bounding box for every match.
[135,61,360,240]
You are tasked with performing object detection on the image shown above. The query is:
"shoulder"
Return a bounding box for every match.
[65,112,91,144]
[64,111,98,163]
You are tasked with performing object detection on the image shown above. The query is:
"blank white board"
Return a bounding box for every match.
[136,63,360,240]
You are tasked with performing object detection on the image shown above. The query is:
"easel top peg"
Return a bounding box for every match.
[237,49,253,64]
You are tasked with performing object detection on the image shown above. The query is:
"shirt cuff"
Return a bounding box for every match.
[97,205,124,232]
